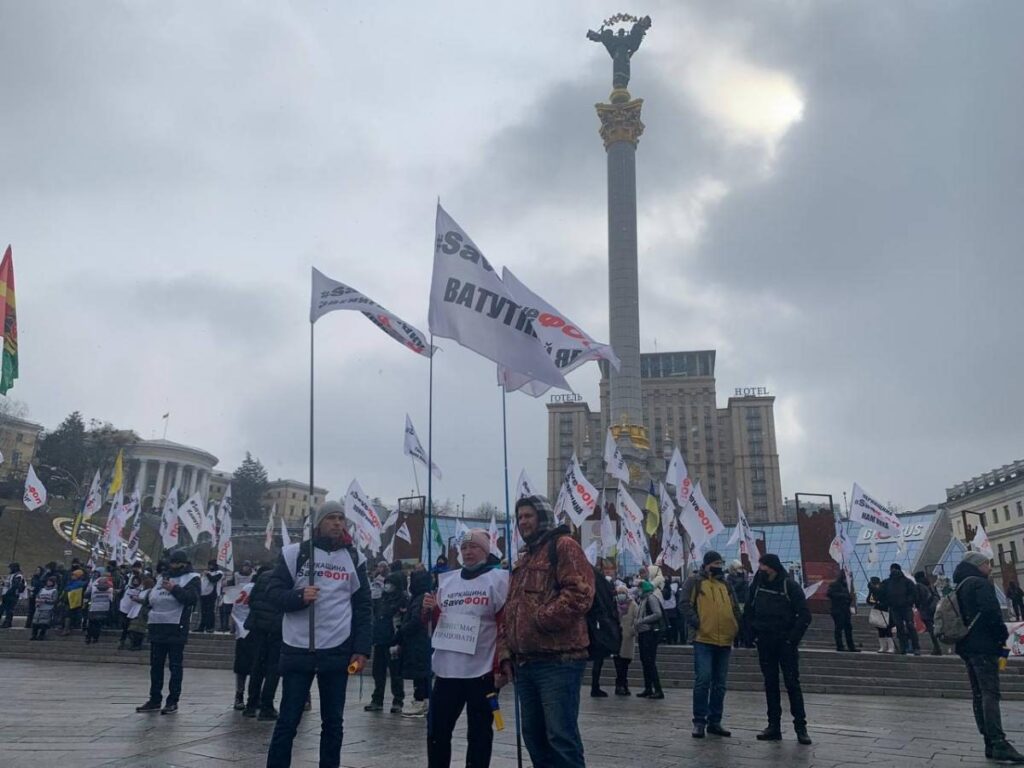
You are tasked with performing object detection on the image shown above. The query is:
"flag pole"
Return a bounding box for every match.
[427,333,435,571]
[411,458,422,498]
[500,385,525,768]
[307,319,316,652]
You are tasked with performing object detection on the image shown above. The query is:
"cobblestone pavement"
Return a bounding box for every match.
[1,657,1021,767]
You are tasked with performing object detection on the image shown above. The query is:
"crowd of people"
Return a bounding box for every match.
[4,495,1024,766]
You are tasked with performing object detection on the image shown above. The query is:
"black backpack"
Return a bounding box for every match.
[547,536,622,659]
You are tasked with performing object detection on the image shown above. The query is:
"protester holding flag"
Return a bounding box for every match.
[136,550,200,715]
[264,501,371,768]
[504,495,594,768]
[743,553,813,745]
[680,551,741,739]
[423,529,510,767]
[198,560,224,633]
[826,572,858,652]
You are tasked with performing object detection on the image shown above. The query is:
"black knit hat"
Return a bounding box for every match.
[703,551,724,567]
[890,563,902,572]
[760,553,784,575]
[169,550,189,565]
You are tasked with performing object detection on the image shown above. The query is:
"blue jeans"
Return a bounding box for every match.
[516,660,586,768]
[692,642,731,726]
[267,668,349,768]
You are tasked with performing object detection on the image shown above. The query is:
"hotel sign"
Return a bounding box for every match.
[734,386,770,397]
[549,393,584,404]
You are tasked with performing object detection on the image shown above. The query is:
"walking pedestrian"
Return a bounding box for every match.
[681,551,741,739]
[135,550,201,715]
[396,570,433,718]
[425,528,509,768]
[198,560,224,633]
[826,572,858,652]
[1007,581,1024,623]
[264,501,371,768]
[866,576,894,653]
[0,562,25,627]
[613,585,637,695]
[245,564,283,720]
[30,576,58,640]
[914,570,943,656]
[744,553,813,745]
[953,551,1024,763]
[635,580,665,699]
[366,570,407,713]
[504,495,594,768]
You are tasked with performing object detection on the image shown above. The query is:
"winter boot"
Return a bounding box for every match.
[795,726,812,745]
[990,740,1024,764]
[756,724,783,741]
[233,675,246,711]
[877,638,885,652]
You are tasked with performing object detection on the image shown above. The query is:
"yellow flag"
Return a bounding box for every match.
[108,449,124,498]
[644,480,660,536]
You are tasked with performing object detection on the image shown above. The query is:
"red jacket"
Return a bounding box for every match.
[504,528,595,662]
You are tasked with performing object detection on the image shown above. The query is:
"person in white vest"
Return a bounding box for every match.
[135,550,201,715]
[264,501,371,768]
[424,528,509,768]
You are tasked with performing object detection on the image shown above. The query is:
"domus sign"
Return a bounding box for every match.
[856,522,929,544]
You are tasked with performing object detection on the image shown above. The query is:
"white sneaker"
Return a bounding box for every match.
[401,700,428,718]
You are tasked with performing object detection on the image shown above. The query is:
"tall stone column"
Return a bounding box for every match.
[596,90,649,468]
[174,463,184,495]
[134,459,148,496]
[154,461,167,506]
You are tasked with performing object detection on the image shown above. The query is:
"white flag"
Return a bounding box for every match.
[160,484,180,549]
[23,465,47,511]
[584,540,600,567]
[600,505,617,558]
[496,267,619,396]
[217,502,234,570]
[217,485,233,549]
[803,580,825,599]
[678,481,725,548]
[515,469,536,500]
[728,500,761,572]
[829,518,854,568]
[102,488,127,549]
[662,520,687,572]
[396,521,412,545]
[311,267,433,357]
[971,524,994,559]
[382,537,395,564]
[658,483,676,552]
[81,470,103,520]
[345,480,384,553]
[849,483,902,537]
[867,539,878,564]
[557,454,600,527]
[454,520,471,566]
[204,501,218,539]
[264,505,276,551]
[616,482,652,564]
[404,414,442,479]
[126,505,143,564]
[429,204,569,391]
[280,515,292,548]
[489,510,501,557]
[666,447,693,507]
[604,429,630,483]
[618,522,647,563]
[177,492,205,543]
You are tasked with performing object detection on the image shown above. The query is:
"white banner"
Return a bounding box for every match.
[396,521,412,545]
[616,483,652,563]
[558,454,600,527]
[217,485,233,549]
[160,483,180,549]
[280,515,292,548]
[972,524,994,559]
[346,479,383,553]
[103,489,127,549]
[429,204,568,391]
[177,492,205,543]
[23,465,47,511]
[203,501,218,540]
[666,447,693,506]
[600,505,617,558]
[81,470,103,520]
[661,520,686,571]
[497,266,619,396]
[618,522,647,563]
[849,483,902,537]
[678,481,725,548]
[604,428,630,483]
[264,505,275,551]
[217,503,234,570]
[311,267,433,357]
[488,511,502,557]
[829,518,855,568]
[658,482,676,552]
[404,414,442,479]
[728,500,761,571]
[515,469,536,500]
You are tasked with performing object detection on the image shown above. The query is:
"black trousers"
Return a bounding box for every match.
[965,654,1005,745]
[219,604,233,632]
[248,631,282,710]
[370,643,404,705]
[149,641,185,705]
[889,605,919,652]
[25,595,36,628]
[756,636,806,727]
[198,594,217,631]
[86,615,105,641]
[831,611,855,650]
[590,655,606,690]
[0,597,16,626]
[638,631,662,693]
[613,656,631,690]
[427,675,494,768]
[1013,601,1024,622]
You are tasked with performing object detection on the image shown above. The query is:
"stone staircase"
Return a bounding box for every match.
[3,615,1022,700]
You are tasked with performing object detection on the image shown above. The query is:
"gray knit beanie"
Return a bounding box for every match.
[963,551,990,568]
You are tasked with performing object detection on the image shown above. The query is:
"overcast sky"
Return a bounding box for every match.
[2,2,1021,515]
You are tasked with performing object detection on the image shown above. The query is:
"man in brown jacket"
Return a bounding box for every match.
[502,495,594,768]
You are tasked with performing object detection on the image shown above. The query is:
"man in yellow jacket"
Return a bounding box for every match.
[680,551,742,739]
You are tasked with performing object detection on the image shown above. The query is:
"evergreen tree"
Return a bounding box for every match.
[233,452,268,523]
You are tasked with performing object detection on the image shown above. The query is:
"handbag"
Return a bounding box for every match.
[868,607,890,629]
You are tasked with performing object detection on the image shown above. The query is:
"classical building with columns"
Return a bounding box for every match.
[128,438,219,510]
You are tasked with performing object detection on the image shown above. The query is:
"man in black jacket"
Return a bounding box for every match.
[826,573,858,652]
[365,571,407,713]
[880,563,920,655]
[136,550,201,715]
[954,551,1024,763]
[914,570,942,656]
[265,501,371,768]
[743,553,813,745]
[244,564,283,720]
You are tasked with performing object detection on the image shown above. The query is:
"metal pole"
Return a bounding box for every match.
[427,333,434,571]
[10,507,24,562]
[307,320,316,652]
[411,458,421,498]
